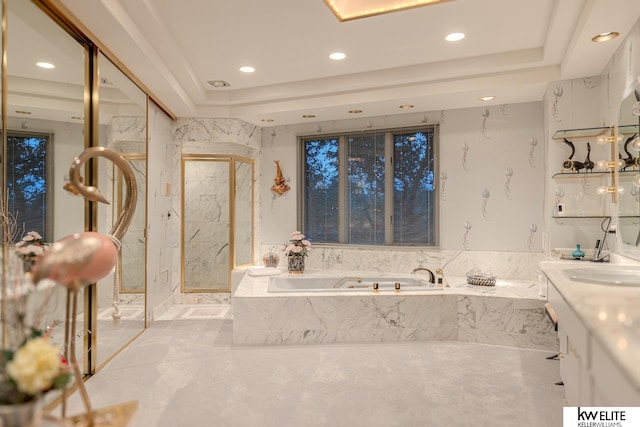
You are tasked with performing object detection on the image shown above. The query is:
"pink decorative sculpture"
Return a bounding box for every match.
[32,146,137,289]
[31,146,138,425]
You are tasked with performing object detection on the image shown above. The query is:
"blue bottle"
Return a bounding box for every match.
[572,244,585,259]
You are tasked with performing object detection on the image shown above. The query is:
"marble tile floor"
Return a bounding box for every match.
[61,306,565,427]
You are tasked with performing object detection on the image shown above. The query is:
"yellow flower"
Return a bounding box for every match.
[6,337,62,396]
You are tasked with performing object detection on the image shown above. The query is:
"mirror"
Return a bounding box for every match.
[618,79,640,256]
[1,1,148,381]
[3,0,87,402]
[96,52,147,368]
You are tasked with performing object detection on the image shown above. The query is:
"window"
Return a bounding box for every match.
[302,126,437,246]
[5,132,52,239]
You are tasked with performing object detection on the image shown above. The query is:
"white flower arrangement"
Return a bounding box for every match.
[15,231,46,262]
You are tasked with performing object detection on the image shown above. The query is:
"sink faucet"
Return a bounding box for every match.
[332,277,362,288]
[411,267,435,283]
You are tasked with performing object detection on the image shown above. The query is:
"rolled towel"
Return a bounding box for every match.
[246,267,282,277]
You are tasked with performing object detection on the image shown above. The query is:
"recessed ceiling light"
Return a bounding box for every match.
[239,66,255,73]
[15,110,31,115]
[591,31,620,43]
[302,114,316,119]
[329,52,346,60]
[36,62,55,69]
[445,32,465,42]
[348,109,363,114]
[261,118,274,123]
[207,80,230,88]
[478,96,495,101]
[399,104,414,109]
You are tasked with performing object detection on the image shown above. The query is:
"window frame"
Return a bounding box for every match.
[298,125,439,248]
[4,130,54,242]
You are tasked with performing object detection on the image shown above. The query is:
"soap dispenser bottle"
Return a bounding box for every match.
[572,244,585,260]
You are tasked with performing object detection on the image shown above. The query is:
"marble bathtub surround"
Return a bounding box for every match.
[260,245,546,281]
[233,271,557,350]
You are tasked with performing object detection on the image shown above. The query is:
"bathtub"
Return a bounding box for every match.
[267,275,440,293]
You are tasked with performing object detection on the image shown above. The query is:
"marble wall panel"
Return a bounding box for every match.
[147,103,178,321]
[108,116,146,143]
[403,295,457,328]
[173,118,261,149]
[515,299,556,336]
[261,245,546,281]
[473,297,515,333]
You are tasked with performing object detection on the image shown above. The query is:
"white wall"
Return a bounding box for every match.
[144,20,640,307]
[256,102,545,279]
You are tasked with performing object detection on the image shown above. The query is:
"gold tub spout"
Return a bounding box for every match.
[332,277,363,288]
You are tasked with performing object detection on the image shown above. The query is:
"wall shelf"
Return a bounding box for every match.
[552,125,638,140]
[552,170,638,179]
[553,215,637,219]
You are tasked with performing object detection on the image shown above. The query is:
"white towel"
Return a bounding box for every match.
[246,267,282,277]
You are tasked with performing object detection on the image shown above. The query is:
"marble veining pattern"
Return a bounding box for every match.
[108,116,146,143]
[173,118,260,148]
[233,272,557,350]
[264,245,546,281]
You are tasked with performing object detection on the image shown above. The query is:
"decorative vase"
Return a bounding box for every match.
[262,251,280,268]
[22,258,35,274]
[0,399,42,427]
[572,244,585,259]
[287,255,305,274]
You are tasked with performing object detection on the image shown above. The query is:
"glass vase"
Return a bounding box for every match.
[0,399,42,427]
[287,255,305,274]
[262,251,280,268]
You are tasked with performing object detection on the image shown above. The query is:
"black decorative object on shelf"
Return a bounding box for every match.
[584,142,594,172]
[620,132,639,171]
[562,138,587,172]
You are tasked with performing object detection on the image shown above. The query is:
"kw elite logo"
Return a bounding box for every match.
[564,407,640,427]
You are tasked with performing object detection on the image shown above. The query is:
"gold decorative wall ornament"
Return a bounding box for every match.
[271,160,290,196]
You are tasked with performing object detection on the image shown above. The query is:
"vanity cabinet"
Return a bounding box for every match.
[544,267,640,406]
[590,338,640,406]
[547,283,592,404]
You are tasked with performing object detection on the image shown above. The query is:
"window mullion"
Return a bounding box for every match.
[338,135,348,243]
[384,132,393,245]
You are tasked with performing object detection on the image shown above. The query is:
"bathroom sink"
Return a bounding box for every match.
[564,267,640,286]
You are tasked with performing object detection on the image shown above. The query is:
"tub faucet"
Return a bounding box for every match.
[411,267,435,283]
[332,277,362,288]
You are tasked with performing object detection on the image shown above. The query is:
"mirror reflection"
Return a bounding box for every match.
[3,0,86,403]
[618,83,640,249]
[96,52,147,367]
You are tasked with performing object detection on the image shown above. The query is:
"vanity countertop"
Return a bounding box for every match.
[540,260,640,392]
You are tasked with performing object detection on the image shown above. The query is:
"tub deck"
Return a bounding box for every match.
[232,270,557,351]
